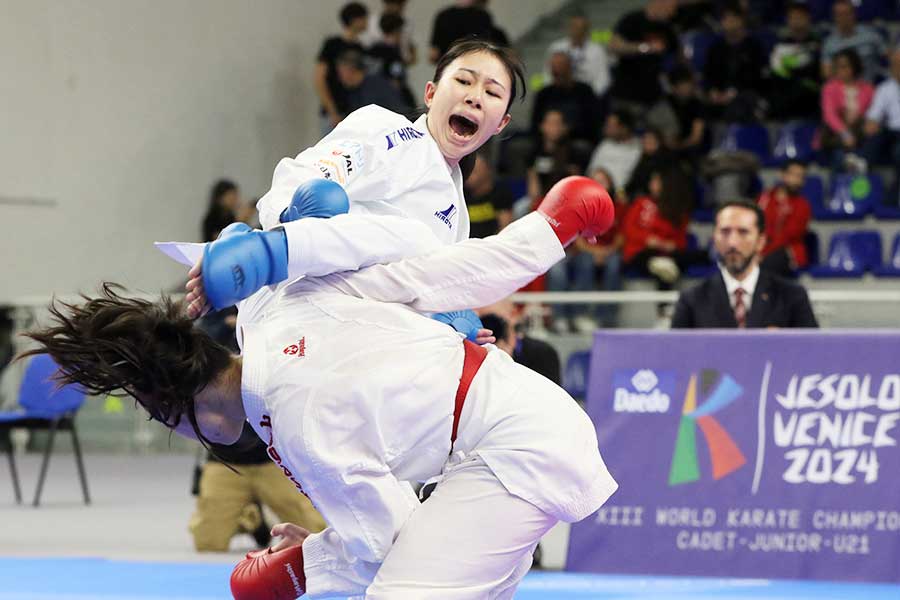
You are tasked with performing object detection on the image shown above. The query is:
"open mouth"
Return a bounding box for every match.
[449,114,479,138]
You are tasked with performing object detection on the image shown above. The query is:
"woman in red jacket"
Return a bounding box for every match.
[756,159,812,277]
[622,168,708,289]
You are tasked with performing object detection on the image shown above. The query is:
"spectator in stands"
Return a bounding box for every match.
[626,127,674,199]
[201,179,254,243]
[647,65,706,164]
[608,0,680,111]
[362,0,417,66]
[820,49,874,173]
[477,300,561,384]
[545,13,611,97]
[315,2,369,134]
[428,0,497,64]
[473,0,509,48]
[587,110,642,194]
[531,51,601,145]
[527,109,587,200]
[671,200,818,328]
[861,47,900,180]
[582,167,624,328]
[464,154,514,238]
[822,0,885,83]
[702,4,767,122]
[622,168,707,292]
[335,49,411,114]
[756,160,812,277]
[768,1,822,121]
[367,14,416,109]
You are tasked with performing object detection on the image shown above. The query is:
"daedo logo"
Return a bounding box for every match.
[612,369,674,414]
[434,204,457,229]
[385,126,424,150]
[668,369,747,486]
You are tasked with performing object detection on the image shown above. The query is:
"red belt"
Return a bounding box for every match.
[451,340,488,445]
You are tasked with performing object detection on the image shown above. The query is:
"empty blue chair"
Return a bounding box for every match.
[717,124,770,162]
[801,174,825,213]
[563,350,592,401]
[770,122,818,165]
[873,233,900,277]
[808,231,882,277]
[814,174,883,220]
[0,354,90,506]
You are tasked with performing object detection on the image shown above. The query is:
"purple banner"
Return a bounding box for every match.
[567,331,900,583]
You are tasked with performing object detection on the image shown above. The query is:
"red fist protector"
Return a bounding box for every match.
[536,175,615,247]
[230,545,306,600]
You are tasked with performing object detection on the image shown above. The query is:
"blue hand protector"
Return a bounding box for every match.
[432,310,484,342]
[202,227,288,310]
[280,179,350,223]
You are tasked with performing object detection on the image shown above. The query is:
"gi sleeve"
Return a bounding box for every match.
[306,212,565,312]
[280,213,444,279]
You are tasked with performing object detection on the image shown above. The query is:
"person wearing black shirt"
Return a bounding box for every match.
[368,13,416,109]
[531,52,601,145]
[768,2,822,120]
[336,49,411,114]
[646,65,706,165]
[464,154,514,238]
[428,0,499,64]
[703,5,767,121]
[315,2,369,134]
[527,110,589,201]
[608,0,680,108]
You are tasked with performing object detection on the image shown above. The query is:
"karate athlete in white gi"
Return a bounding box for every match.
[184,40,526,342]
[27,178,617,599]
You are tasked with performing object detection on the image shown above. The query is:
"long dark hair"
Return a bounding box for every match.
[20,283,232,446]
[202,179,237,242]
[656,168,695,226]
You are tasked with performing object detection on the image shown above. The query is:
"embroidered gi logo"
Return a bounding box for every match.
[385,126,424,150]
[282,337,306,357]
[434,204,457,229]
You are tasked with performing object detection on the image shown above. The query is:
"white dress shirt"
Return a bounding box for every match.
[720,263,760,312]
[866,77,900,131]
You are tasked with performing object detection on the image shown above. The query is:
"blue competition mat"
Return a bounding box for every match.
[0,558,897,599]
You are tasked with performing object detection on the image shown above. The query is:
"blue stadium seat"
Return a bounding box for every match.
[808,231,882,277]
[801,174,825,214]
[682,30,717,73]
[769,122,818,165]
[563,350,592,401]
[812,173,883,220]
[873,233,900,277]
[717,124,770,162]
[800,230,820,272]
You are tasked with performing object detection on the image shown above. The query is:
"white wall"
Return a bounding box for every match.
[0,0,564,301]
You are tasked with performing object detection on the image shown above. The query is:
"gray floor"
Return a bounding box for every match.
[0,453,237,562]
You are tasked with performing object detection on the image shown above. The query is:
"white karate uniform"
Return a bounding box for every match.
[256,105,470,280]
[237,213,618,599]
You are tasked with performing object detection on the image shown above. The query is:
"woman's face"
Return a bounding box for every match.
[424,51,512,163]
[835,56,853,82]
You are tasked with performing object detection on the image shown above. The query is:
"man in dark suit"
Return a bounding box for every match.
[672,200,818,329]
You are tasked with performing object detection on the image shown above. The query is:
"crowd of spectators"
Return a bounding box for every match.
[301,0,900,332]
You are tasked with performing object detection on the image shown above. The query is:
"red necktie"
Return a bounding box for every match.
[734,288,747,328]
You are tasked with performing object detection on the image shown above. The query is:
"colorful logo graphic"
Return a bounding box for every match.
[669,370,746,486]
